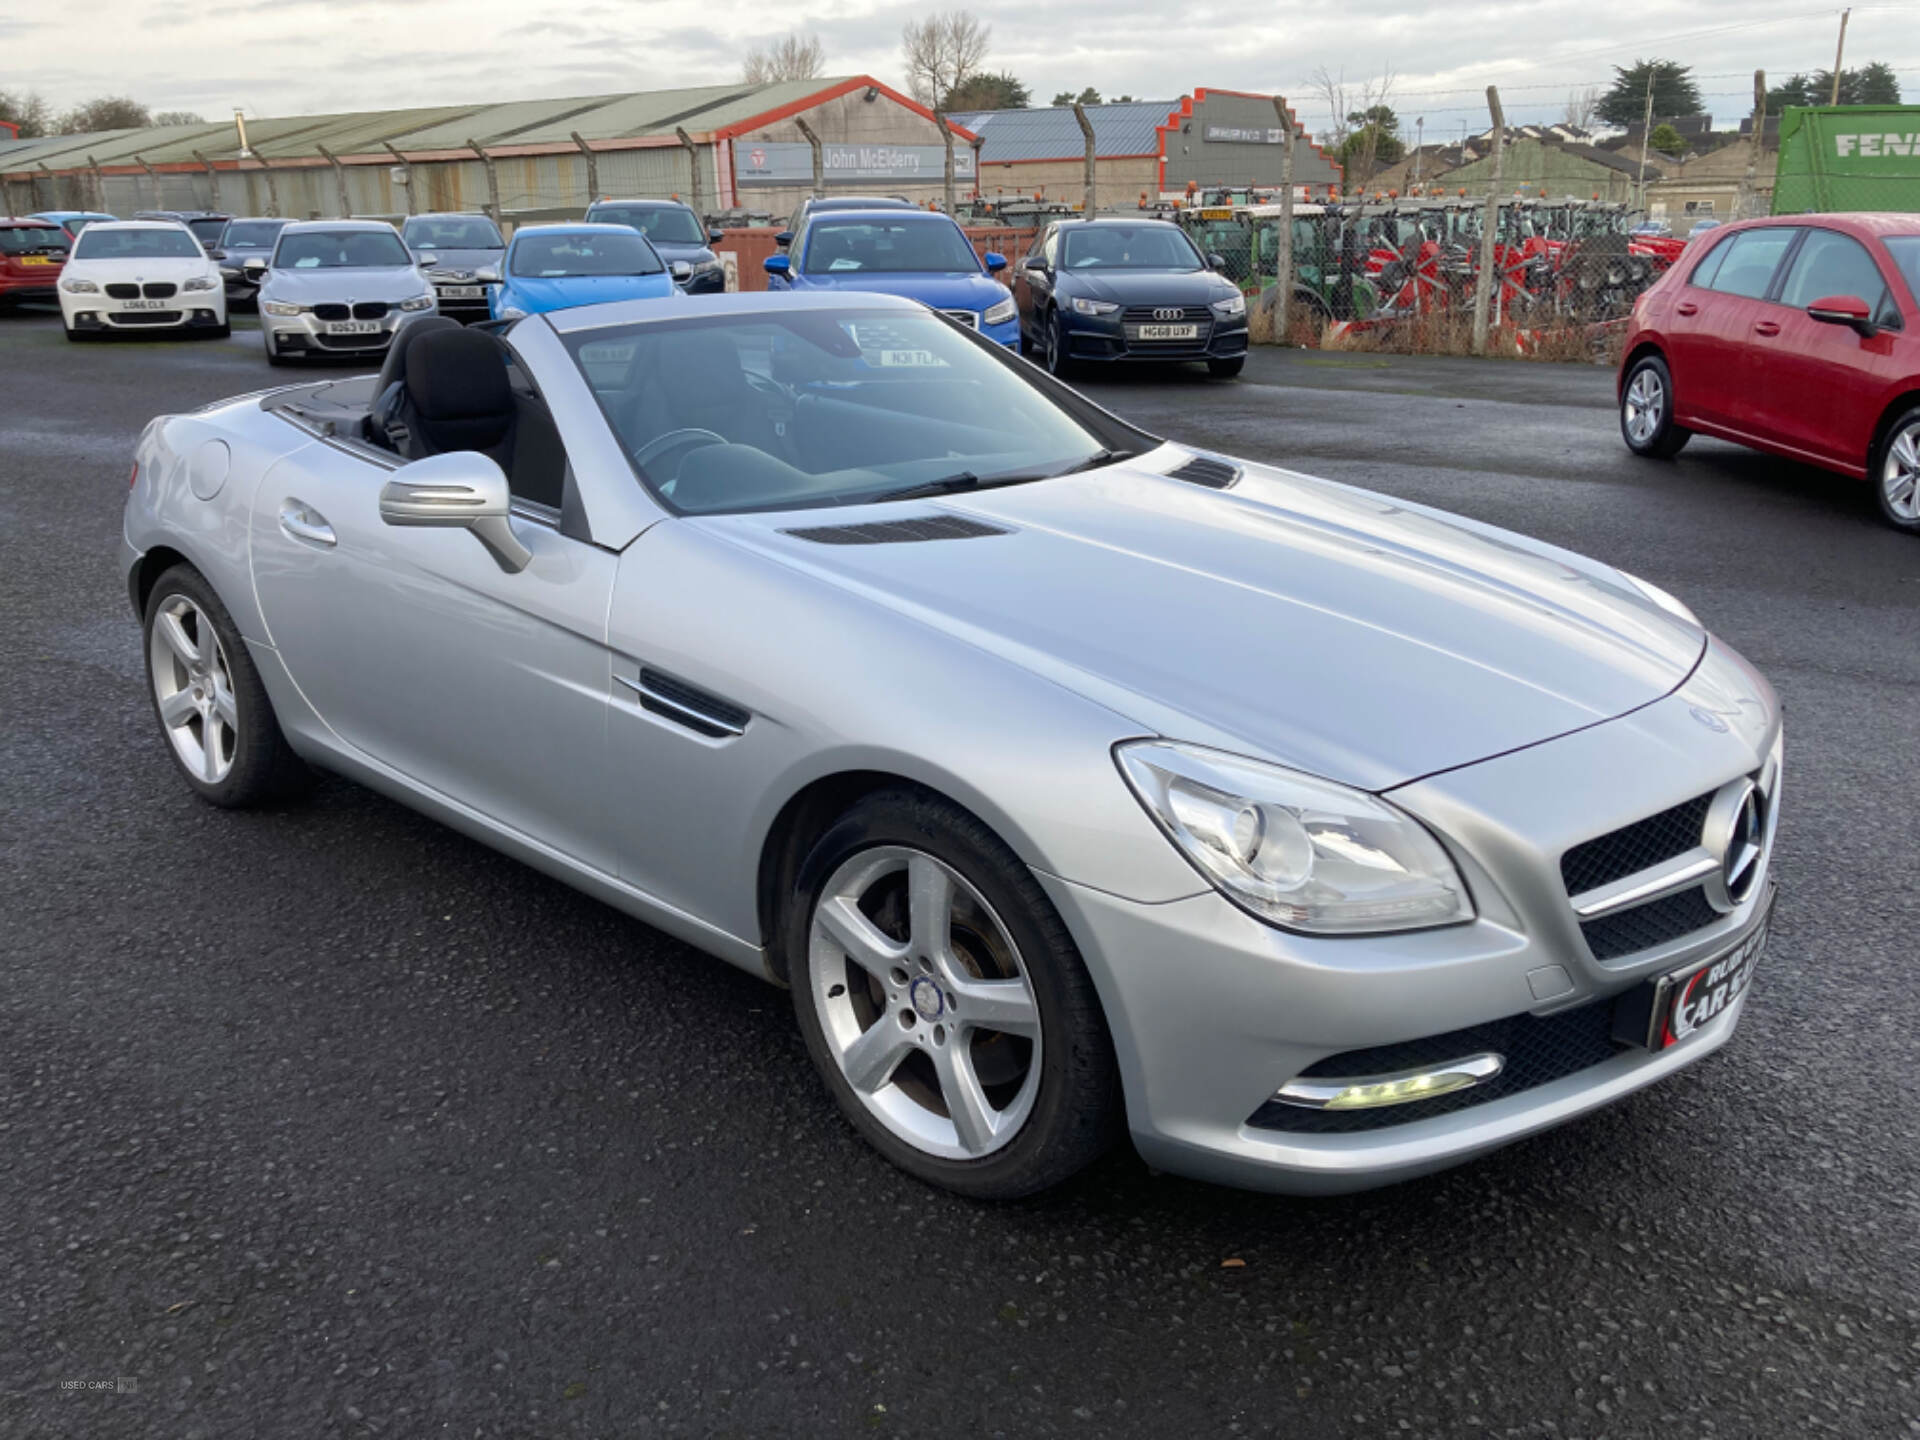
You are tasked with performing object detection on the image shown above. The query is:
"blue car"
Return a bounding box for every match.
[583,198,725,294]
[489,223,676,320]
[30,210,117,241]
[764,209,1017,348]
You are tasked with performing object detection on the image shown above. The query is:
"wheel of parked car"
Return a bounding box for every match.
[142,564,309,806]
[1871,406,1920,533]
[1620,353,1691,458]
[786,787,1121,1199]
[1208,357,1245,380]
[62,317,93,343]
[1043,309,1074,378]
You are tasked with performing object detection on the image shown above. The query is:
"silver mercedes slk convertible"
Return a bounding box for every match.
[122,293,1782,1198]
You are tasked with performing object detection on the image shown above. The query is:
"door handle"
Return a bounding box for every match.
[1676,301,1698,316]
[279,499,336,547]
[1753,320,1780,337]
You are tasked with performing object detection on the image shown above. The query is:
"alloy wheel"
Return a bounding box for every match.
[149,594,237,784]
[1624,367,1664,445]
[1883,423,1920,522]
[808,846,1043,1161]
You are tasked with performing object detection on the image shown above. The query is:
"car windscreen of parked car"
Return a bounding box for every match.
[74,227,203,260]
[1,225,68,253]
[276,230,412,268]
[589,206,704,245]
[402,217,504,250]
[511,231,664,277]
[222,220,288,248]
[804,219,979,275]
[1061,225,1204,271]
[565,309,1123,515]
[187,218,228,244]
[1777,228,1890,311]
[1881,236,1920,300]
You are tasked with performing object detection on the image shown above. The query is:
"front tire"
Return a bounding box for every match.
[142,564,310,807]
[1620,354,1691,458]
[1871,406,1920,533]
[786,788,1121,1199]
[1207,356,1245,379]
[1042,309,1075,378]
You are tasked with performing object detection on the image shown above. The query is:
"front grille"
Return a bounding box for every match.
[1561,792,1713,896]
[784,515,1009,546]
[1121,305,1213,349]
[352,301,389,320]
[109,310,183,326]
[312,302,350,322]
[1248,997,1627,1134]
[939,309,979,329]
[142,281,176,299]
[1580,885,1722,961]
[105,283,140,299]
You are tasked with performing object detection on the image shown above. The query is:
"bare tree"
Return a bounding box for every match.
[1311,65,1395,189]
[1562,86,1600,131]
[901,11,991,110]
[742,31,825,84]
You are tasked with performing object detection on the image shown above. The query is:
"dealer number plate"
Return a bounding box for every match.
[438,285,483,299]
[1618,887,1773,1050]
[21,255,55,266]
[122,298,167,310]
[1135,323,1198,340]
[324,320,381,335]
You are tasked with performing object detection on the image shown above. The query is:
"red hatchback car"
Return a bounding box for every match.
[1618,212,1920,533]
[0,218,70,312]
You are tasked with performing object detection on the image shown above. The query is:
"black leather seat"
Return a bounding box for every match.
[400,328,517,461]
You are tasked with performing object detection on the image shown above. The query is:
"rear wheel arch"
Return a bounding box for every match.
[129,544,193,618]
[1621,340,1666,397]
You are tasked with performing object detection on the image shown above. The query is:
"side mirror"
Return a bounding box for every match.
[207,248,227,261]
[1023,255,1049,273]
[763,254,791,278]
[242,258,268,280]
[983,251,1007,273]
[417,253,440,269]
[774,230,794,248]
[670,259,693,282]
[1806,293,1876,338]
[475,267,501,284]
[1207,252,1229,271]
[708,228,724,243]
[378,452,530,574]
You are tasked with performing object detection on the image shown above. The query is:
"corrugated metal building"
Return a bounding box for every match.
[0,76,977,225]
[950,90,1343,209]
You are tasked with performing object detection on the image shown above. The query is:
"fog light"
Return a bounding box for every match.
[1272,1052,1503,1110]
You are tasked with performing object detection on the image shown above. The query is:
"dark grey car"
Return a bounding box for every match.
[209,218,290,306]
[401,214,506,323]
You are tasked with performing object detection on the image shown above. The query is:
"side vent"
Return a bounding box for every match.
[619,667,750,738]
[783,515,1010,545]
[1168,454,1240,489]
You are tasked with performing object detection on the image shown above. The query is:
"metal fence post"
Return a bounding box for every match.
[133,153,160,209]
[384,143,416,216]
[794,117,825,199]
[570,132,599,209]
[1472,86,1505,356]
[191,150,223,214]
[1072,103,1097,214]
[315,143,352,218]
[467,140,501,221]
[1272,94,1296,345]
[934,111,956,215]
[260,155,281,218]
[86,155,107,213]
[675,127,705,217]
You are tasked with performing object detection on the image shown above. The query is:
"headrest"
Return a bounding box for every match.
[406,327,512,420]
[659,328,744,410]
[375,314,460,395]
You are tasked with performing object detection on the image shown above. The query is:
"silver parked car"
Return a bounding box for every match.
[251,219,437,365]
[122,292,1781,1198]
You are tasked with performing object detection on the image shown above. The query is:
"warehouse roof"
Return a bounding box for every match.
[0,76,967,175]
[946,101,1175,162]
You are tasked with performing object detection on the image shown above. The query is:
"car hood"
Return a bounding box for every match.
[68,255,212,278]
[704,455,1706,790]
[506,273,676,312]
[798,271,1008,309]
[263,267,430,303]
[1060,269,1238,306]
[420,246,505,275]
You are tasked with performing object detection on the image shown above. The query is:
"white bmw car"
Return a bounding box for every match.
[58,220,228,341]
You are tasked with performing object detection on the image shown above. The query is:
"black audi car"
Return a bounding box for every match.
[208,216,290,306]
[400,213,507,323]
[133,210,232,250]
[582,198,725,294]
[1013,216,1249,379]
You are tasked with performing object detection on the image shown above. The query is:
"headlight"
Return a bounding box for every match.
[182,276,218,292]
[1621,571,1700,626]
[261,301,302,316]
[61,278,100,293]
[399,294,435,312]
[982,297,1017,326]
[1116,741,1474,934]
[499,305,526,320]
[1211,292,1247,318]
[1071,297,1119,316]
[690,256,723,275]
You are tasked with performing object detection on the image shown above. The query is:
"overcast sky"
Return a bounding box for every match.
[7,0,1918,138]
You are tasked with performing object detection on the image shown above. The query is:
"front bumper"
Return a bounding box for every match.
[1045,646,1781,1194]
[677,267,726,296]
[262,302,429,357]
[60,287,226,331]
[1062,308,1249,363]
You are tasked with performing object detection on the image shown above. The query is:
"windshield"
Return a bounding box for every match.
[590,206,704,245]
[1,226,67,254]
[803,219,980,275]
[188,218,228,242]
[510,230,663,277]
[403,217,504,250]
[564,310,1139,515]
[222,220,287,248]
[74,227,202,260]
[1062,225,1204,271]
[275,229,412,268]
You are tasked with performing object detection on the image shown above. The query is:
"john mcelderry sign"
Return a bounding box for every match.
[1204,125,1286,145]
[735,142,976,185]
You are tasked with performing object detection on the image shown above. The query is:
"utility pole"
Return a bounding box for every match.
[1472,86,1505,356]
[1413,116,1424,186]
[1830,8,1851,106]
[1739,71,1767,220]
[1636,69,1656,211]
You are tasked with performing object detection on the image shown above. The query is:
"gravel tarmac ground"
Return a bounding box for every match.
[2,304,1916,1438]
